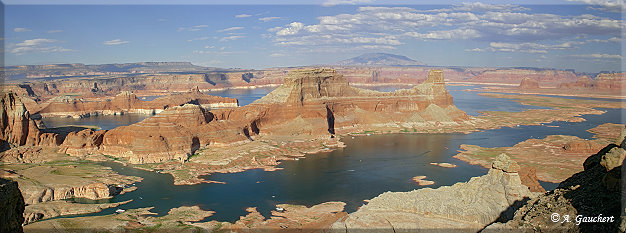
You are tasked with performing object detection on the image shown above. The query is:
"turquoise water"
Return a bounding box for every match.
[67,108,622,222]
[50,85,623,222]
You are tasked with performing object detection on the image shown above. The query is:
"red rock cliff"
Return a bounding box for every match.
[98,69,469,164]
[0,92,60,149]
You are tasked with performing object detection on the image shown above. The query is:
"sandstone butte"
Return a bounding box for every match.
[98,68,470,164]
[518,77,540,89]
[0,68,472,167]
[4,66,588,104]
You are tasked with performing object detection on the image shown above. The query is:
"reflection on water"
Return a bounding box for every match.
[41,113,151,130]
[206,87,277,106]
[52,84,623,222]
[67,108,623,223]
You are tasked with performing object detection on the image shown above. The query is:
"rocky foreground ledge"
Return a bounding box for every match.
[14,132,625,232]
[332,128,626,232]
[331,153,534,232]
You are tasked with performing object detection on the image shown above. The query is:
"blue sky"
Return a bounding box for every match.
[3,0,623,73]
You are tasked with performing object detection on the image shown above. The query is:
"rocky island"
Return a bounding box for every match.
[1,67,623,232]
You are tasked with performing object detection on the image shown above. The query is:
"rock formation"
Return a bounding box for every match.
[331,153,534,231]
[472,68,578,87]
[0,178,25,233]
[485,129,625,232]
[518,77,540,89]
[101,104,215,163]
[58,129,107,156]
[558,73,625,93]
[36,88,238,118]
[0,92,60,151]
[99,69,470,164]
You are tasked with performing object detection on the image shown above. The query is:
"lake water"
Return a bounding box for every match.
[39,84,561,130]
[41,113,152,131]
[360,85,551,116]
[48,84,623,223]
[206,86,278,106]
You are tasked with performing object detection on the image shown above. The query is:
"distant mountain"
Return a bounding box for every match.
[336,53,425,66]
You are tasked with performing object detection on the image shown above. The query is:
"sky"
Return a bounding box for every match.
[2,0,624,73]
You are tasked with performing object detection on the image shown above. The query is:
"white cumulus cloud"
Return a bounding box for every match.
[269,4,623,56]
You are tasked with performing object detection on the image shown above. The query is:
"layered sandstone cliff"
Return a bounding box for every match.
[558,72,625,93]
[0,92,60,151]
[99,69,470,164]
[331,154,534,231]
[100,104,215,163]
[36,88,238,118]
[8,71,282,102]
[252,69,467,135]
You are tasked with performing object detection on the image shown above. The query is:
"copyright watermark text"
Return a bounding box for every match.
[551,213,615,225]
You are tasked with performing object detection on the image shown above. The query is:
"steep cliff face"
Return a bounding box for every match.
[0,92,60,150]
[332,154,534,231]
[0,178,25,233]
[99,69,469,164]
[254,69,465,136]
[485,128,625,232]
[100,104,215,163]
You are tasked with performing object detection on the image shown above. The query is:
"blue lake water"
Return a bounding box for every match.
[61,84,623,223]
[41,113,152,131]
[360,84,551,116]
[41,84,578,130]
[205,86,278,106]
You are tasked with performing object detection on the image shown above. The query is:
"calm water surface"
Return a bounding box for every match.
[206,87,277,106]
[41,113,152,130]
[57,85,623,222]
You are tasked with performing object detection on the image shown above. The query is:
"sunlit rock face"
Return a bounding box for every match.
[99,69,470,164]
[0,92,60,150]
[331,153,534,232]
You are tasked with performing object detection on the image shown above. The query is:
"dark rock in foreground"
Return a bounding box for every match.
[484,128,626,232]
[0,178,25,233]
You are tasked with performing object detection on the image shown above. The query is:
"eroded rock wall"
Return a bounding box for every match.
[99,68,471,164]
